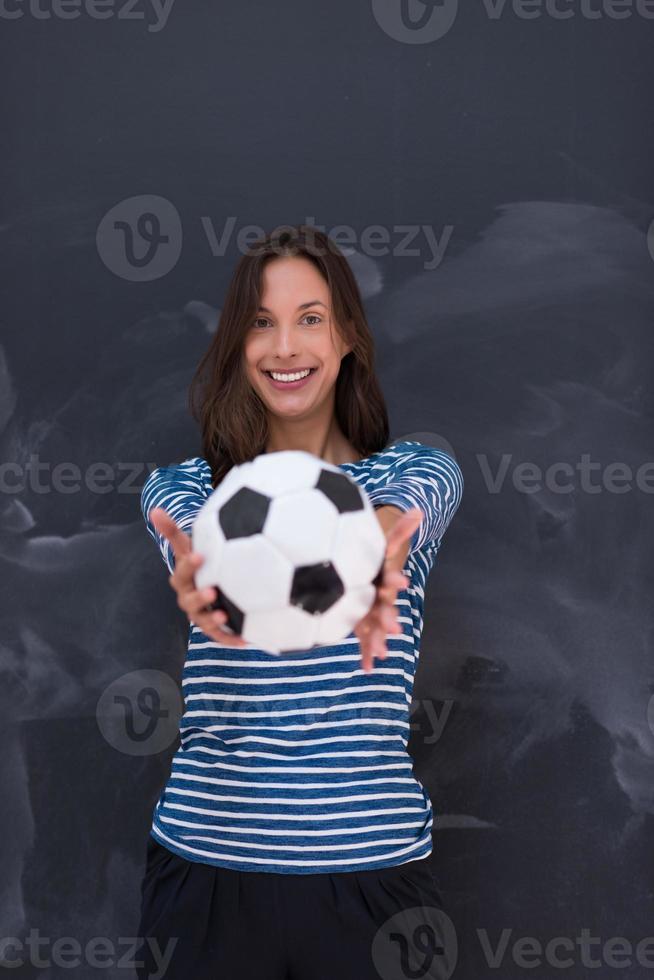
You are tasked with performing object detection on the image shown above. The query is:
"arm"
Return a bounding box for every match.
[141,460,248,648]
[354,443,464,672]
[374,504,411,574]
[354,505,422,673]
[367,442,464,556]
[140,459,209,574]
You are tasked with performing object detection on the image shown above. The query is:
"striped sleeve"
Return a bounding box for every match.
[140,459,209,574]
[366,441,464,554]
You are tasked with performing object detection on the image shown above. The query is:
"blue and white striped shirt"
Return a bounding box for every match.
[140,440,464,874]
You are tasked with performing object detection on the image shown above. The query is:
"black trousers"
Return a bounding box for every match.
[135,834,452,980]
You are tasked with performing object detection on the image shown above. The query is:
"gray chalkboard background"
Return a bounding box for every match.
[1,2,653,977]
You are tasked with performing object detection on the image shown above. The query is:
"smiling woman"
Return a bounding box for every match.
[136,225,464,980]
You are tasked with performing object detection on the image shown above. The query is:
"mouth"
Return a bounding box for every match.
[262,367,318,390]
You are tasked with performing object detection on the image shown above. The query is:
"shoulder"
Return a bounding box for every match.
[376,440,464,490]
[141,456,213,500]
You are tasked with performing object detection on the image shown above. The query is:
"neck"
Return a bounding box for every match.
[265,406,359,466]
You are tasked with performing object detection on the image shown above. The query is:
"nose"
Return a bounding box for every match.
[271,323,299,360]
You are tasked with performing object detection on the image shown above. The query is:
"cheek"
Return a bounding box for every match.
[243,338,262,372]
[324,351,343,379]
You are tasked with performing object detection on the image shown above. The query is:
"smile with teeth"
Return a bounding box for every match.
[265,368,316,382]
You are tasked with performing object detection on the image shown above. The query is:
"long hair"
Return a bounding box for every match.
[188,224,390,487]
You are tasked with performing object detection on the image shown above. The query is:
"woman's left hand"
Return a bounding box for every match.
[354,507,424,673]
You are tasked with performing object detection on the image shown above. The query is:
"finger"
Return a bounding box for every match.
[377,576,405,605]
[171,550,205,592]
[357,600,394,671]
[355,620,374,672]
[381,604,401,634]
[368,594,398,633]
[362,611,388,662]
[177,585,219,619]
[193,601,249,646]
[206,627,249,648]
[151,507,192,563]
[192,610,249,647]
[370,620,388,658]
[377,583,397,605]
[383,568,409,591]
[384,508,423,560]
[361,643,373,673]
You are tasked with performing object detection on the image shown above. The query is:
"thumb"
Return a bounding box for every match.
[150,507,192,559]
[385,508,423,559]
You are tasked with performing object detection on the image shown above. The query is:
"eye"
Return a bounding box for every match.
[252,314,323,329]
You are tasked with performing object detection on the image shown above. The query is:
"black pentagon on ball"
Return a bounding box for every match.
[290,561,345,615]
[315,468,364,513]
[208,589,245,637]
[219,486,271,540]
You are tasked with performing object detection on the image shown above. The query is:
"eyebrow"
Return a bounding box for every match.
[258,300,327,313]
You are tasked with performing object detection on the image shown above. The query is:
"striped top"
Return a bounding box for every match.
[140,440,464,874]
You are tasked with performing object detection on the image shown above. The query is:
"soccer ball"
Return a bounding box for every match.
[191,450,387,654]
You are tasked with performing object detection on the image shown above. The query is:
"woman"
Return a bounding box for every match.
[136,225,464,980]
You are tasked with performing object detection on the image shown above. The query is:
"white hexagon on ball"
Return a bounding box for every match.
[220,536,294,613]
[331,509,387,588]
[244,604,317,654]
[244,450,323,498]
[193,509,228,592]
[264,489,338,566]
[314,584,376,646]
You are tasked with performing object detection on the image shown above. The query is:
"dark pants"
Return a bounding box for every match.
[135,834,452,980]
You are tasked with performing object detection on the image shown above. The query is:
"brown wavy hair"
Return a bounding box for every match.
[188,224,390,488]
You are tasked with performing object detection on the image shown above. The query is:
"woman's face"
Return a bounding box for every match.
[243,255,352,420]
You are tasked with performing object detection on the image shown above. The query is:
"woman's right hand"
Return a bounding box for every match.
[150,507,249,647]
